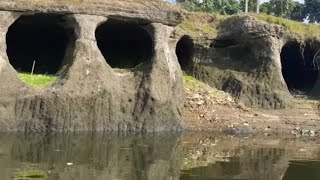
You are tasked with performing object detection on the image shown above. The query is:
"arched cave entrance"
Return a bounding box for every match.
[280,41,319,94]
[95,19,153,69]
[6,14,74,75]
[6,14,73,75]
[176,35,194,71]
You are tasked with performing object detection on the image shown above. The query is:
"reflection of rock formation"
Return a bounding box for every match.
[0,133,182,180]
[237,148,289,180]
[283,160,320,180]
[181,147,289,180]
[179,133,320,180]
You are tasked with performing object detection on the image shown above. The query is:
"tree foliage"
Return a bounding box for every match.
[239,0,257,13]
[305,0,320,22]
[176,0,240,15]
[176,0,320,23]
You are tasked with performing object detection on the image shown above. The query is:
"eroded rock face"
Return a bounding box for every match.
[0,4,185,132]
[0,0,184,26]
[179,16,293,108]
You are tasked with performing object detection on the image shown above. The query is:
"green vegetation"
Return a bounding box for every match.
[254,13,320,39]
[179,12,320,40]
[176,0,240,15]
[14,170,47,180]
[183,75,225,98]
[178,12,224,36]
[176,0,320,23]
[18,73,57,88]
[184,75,202,89]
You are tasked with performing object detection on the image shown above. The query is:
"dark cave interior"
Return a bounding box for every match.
[176,35,194,71]
[6,14,73,75]
[281,41,319,93]
[95,19,153,69]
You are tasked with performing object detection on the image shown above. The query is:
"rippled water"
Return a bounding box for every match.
[1,132,320,180]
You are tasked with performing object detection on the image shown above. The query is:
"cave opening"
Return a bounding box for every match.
[176,35,194,71]
[95,19,153,69]
[6,14,73,75]
[281,41,319,94]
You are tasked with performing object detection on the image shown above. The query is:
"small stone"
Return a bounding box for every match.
[197,100,205,105]
[310,130,316,136]
[299,148,307,152]
[226,96,233,102]
[301,129,310,136]
[67,162,74,166]
[192,94,201,100]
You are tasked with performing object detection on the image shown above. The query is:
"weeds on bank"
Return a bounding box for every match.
[14,170,47,180]
[18,73,57,88]
[254,14,320,39]
[183,75,224,98]
[178,12,223,37]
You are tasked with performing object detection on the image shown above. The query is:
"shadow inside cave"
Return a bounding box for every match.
[6,14,74,75]
[281,41,320,97]
[95,19,153,70]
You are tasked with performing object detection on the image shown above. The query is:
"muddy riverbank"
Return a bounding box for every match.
[183,76,320,136]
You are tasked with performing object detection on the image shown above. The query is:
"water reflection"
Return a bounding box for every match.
[283,160,320,180]
[1,133,320,180]
[180,133,320,180]
[181,148,288,180]
[0,133,182,180]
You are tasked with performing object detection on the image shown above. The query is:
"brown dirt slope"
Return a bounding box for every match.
[183,76,320,136]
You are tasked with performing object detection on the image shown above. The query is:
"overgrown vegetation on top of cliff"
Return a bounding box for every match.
[254,13,320,40]
[178,12,225,37]
[178,12,320,40]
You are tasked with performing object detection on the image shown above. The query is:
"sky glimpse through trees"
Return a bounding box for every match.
[168,0,319,22]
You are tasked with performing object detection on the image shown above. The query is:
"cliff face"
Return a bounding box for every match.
[0,0,183,26]
[0,1,185,131]
[177,15,320,108]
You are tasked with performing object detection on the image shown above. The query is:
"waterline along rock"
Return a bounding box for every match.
[0,1,319,132]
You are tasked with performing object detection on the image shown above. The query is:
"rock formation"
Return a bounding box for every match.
[176,15,320,108]
[0,0,185,131]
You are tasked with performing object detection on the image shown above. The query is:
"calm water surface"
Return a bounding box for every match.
[1,132,320,180]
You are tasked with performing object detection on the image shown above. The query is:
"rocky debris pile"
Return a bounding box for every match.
[185,88,234,108]
[182,76,259,133]
[183,76,248,122]
[184,76,236,108]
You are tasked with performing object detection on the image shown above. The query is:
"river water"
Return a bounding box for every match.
[1,132,320,180]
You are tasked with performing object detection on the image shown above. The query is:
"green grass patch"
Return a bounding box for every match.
[183,75,203,89]
[18,73,57,88]
[178,12,224,37]
[184,75,227,98]
[179,12,320,40]
[253,13,320,40]
[14,170,48,180]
